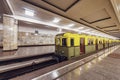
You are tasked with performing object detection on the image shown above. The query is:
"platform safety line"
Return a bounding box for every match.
[32,45,120,80]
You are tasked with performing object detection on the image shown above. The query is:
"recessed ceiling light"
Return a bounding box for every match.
[53,18,61,23]
[78,27,84,29]
[25,8,34,16]
[67,23,75,27]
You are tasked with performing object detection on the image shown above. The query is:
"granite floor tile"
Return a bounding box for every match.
[57,46,120,80]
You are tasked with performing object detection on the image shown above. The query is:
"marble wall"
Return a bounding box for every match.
[18,32,55,46]
[3,15,18,50]
[0,30,55,46]
[0,23,3,47]
[0,18,57,47]
[0,30,3,47]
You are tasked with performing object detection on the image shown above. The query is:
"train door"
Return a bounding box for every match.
[80,38,85,54]
[103,40,105,48]
[96,39,98,50]
[70,38,75,57]
[108,41,109,47]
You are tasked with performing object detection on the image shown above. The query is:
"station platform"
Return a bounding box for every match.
[57,46,120,80]
[10,45,120,80]
[0,46,54,61]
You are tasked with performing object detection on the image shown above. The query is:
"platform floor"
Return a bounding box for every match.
[56,47,120,80]
[0,46,55,61]
[10,46,119,80]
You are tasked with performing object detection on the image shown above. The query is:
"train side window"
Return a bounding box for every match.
[88,39,90,45]
[71,39,74,46]
[99,41,102,44]
[62,38,67,46]
[99,41,101,44]
[88,39,93,45]
[80,38,84,45]
[80,38,85,47]
[91,41,93,45]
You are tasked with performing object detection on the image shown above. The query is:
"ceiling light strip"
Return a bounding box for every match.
[5,14,119,39]
[6,0,15,15]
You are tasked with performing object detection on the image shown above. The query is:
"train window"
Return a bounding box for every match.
[88,39,93,45]
[99,41,101,44]
[71,39,74,46]
[80,38,84,44]
[80,38,85,46]
[91,41,93,45]
[56,38,60,45]
[99,41,102,44]
[62,38,67,46]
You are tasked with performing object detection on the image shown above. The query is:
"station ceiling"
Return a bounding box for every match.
[1,0,120,38]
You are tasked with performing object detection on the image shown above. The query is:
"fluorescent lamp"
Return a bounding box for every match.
[73,27,84,31]
[81,29,90,32]
[53,18,61,23]
[67,23,75,27]
[9,15,119,39]
[78,27,84,29]
[25,8,34,16]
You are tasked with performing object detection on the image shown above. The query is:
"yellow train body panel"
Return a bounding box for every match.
[55,32,120,60]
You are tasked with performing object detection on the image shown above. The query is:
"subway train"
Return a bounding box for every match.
[55,33,120,60]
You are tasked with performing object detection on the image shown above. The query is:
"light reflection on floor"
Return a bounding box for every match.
[56,46,120,80]
[31,46,119,80]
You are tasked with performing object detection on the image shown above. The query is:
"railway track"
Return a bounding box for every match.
[0,53,59,80]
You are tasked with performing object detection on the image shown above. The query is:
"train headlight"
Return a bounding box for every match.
[61,51,64,54]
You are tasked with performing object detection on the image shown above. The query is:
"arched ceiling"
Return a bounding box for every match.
[1,0,120,39]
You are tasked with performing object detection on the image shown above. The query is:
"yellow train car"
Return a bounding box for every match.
[95,36,104,50]
[55,33,119,60]
[104,38,109,48]
[81,35,96,54]
[108,39,112,47]
[55,33,80,59]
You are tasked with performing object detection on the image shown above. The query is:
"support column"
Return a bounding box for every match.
[3,15,18,51]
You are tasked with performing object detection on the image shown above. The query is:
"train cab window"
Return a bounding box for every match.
[99,41,102,44]
[88,39,93,45]
[91,41,93,45]
[88,39,90,45]
[80,38,84,45]
[99,41,100,44]
[55,38,60,45]
[71,39,74,46]
[62,38,67,46]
